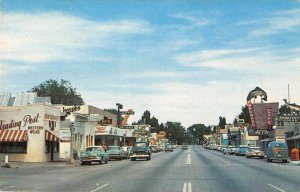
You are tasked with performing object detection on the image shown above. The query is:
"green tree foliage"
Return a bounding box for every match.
[278,105,291,115]
[104,109,123,122]
[164,121,186,145]
[218,116,226,129]
[30,79,84,105]
[137,110,160,133]
[187,124,211,144]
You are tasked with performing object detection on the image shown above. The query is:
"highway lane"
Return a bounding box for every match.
[1,146,299,192]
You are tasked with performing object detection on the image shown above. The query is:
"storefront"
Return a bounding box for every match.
[0,104,60,162]
[95,126,135,146]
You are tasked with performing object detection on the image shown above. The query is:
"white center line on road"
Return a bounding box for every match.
[186,154,191,164]
[267,184,286,192]
[90,183,109,192]
[182,182,192,192]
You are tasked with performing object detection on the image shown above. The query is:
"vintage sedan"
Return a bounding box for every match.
[107,145,126,160]
[80,146,109,165]
[246,147,265,159]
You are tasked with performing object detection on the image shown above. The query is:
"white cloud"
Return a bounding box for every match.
[249,8,300,37]
[0,11,152,64]
[169,13,213,27]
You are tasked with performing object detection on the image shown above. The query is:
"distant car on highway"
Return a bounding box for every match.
[165,144,173,152]
[246,147,265,159]
[80,146,109,165]
[182,145,188,150]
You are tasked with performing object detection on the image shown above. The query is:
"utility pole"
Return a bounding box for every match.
[116,103,123,128]
[69,122,75,166]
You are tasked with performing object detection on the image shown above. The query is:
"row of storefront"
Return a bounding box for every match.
[0,103,137,162]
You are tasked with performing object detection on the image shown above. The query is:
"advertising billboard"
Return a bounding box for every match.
[252,102,279,129]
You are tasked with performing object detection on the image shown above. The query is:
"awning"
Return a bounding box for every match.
[287,134,300,140]
[259,138,273,142]
[45,130,60,142]
[0,130,28,142]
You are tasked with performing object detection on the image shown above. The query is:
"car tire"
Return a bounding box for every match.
[81,161,85,165]
[99,158,103,165]
[267,158,272,162]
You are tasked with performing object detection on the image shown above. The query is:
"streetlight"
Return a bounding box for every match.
[116,103,123,128]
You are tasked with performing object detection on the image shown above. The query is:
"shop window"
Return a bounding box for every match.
[45,141,60,153]
[45,141,50,153]
[54,142,60,153]
[0,142,27,153]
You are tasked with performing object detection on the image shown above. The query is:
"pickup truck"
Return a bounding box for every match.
[131,142,151,161]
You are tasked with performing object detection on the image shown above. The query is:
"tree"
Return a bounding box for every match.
[278,105,291,115]
[165,121,186,145]
[218,116,226,129]
[187,124,210,144]
[30,79,84,105]
[104,109,123,122]
[137,110,161,133]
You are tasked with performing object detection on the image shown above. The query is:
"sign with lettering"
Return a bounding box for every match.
[62,106,80,116]
[44,114,60,121]
[0,113,40,130]
[28,126,43,134]
[278,114,300,122]
[120,111,135,115]
[98,119,112,125]
[95,126,107,134]
[121,125,135,129]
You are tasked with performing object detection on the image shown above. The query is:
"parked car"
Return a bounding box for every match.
[80,146,109,165]
[106,145,126,160]
[182,145,188,150]
[266,142,289,163]
[223,145,237,155]
[235,145,249,156]
[120,146,132,159]
[131,142,151,161]
[216,145,222,151]
[150,145,160,153]
[165,144,173,152]
[246,147,265,159]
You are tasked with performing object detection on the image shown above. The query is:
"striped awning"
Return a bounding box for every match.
[45,130,60,142]
[0,130,28,142]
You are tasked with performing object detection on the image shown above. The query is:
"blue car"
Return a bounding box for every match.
[235,145,249,156]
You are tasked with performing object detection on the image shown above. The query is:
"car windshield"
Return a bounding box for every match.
[86,147,100,152]
[250,148,262,152]
[134,143,147,148]
[108,146,120,150]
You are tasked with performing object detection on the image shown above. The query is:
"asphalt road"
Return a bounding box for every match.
[1,146,299,192]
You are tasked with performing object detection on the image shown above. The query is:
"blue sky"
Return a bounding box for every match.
[1,0,300,127]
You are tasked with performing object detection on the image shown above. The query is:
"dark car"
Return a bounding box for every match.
[182,145,188,150]
[131,142,151,161]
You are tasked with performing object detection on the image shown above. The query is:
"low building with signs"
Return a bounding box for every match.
[58,105,136,160]
[0,104,61,162]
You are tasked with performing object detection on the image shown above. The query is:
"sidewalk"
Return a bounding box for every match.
[288,159,300,166]
[1,160,81,169]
